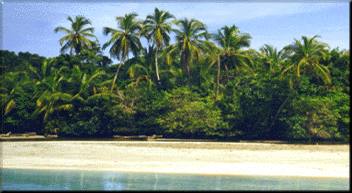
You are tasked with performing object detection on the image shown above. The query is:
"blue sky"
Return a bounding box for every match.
[1,0,350,58]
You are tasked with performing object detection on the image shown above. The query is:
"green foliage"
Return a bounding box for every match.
[283,96,340,141]
[327,49,349,92]
[281,35,331,85]
[0,10,349,143]
[54,16,97,55]
[157,87,228,138]
[1,82,42,133]
[0,50,45,73]
[221,71,291,139]
[130,86,166,135]
[327,89,350,142]
[46,93,133,137]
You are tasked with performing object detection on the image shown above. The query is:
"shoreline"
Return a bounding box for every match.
[3,165,349,179]
[2,141,349,178]
[1,136,349,145]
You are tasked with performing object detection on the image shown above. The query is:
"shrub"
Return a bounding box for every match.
[220,73,291,139]
[2,84,42,134]
[46,94,134,137]
[157,87,228,138]
[130,87,166,135]
[283,96,341,141]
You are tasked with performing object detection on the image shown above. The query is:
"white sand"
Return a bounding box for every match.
[1,141,349,178]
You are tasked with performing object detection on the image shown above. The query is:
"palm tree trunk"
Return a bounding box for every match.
[185,52,191,79]
[224,63,229,82]
[155,48,161,84]
[181,52,191,84]
[111,58,124,92]
[186,63,191,79]
[269,94,290,129]
[270,82,299,128]
[182,52,191,78]
[216,55,221,99]
[75,45,81,55]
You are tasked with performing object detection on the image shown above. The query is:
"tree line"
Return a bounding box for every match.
[1,8,350,142]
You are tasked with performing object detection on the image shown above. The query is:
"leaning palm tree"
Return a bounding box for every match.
[35,91,74,123]
[270,36,331,130]
[54,16,96,55]
[281,35,331,85]
[102,13,142,92]
[171,18,209,79]
[142,8,175,83]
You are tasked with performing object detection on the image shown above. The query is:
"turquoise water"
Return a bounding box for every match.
[0,168,349,190]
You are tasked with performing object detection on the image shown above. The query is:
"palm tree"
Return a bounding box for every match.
[102,13,142,92]
[209,25,251,98]
[213,25,251,71]
[200,41,221,97]
[35,91,74,123]
[29,60,71,100]
[33,65,104,124]
[67,66,105,98]
[127,62,154,88]
[270,36,331,130]
[142,8,175,83]
[259,44,285,73]
[54,16,96,55]
[28,59,68,90]
[172,18,209,80]
[28,60,73,124]
[0,71,31,115]
[33,72,72,123]
[281,35,331,85]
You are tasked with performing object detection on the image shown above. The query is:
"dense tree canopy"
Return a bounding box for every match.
[1,10,349,142]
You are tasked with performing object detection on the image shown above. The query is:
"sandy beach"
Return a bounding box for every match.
[1,141,349,178]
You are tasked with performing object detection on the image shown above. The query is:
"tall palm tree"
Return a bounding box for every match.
[102,13,142,92]
[271,36,331,130]
[213,25,251,71]
[143,8,175,83]
[172,18,209,79]
[54,16,96,55]
[259,44,285,73]
[200,41,221,98]
[281,35,331,85]
[209,25,251,98]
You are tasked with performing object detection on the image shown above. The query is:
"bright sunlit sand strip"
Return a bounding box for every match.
[1,141,349,178]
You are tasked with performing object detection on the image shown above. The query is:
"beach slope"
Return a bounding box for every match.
[1,141,349,178]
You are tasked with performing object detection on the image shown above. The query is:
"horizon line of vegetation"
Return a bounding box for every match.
[1,8,350,143]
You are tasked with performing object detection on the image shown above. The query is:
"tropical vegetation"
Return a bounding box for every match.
[1,10,349,142]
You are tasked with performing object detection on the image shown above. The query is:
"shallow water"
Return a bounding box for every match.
[0,168,349,190]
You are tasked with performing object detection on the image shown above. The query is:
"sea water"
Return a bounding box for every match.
[0,168,349,190]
